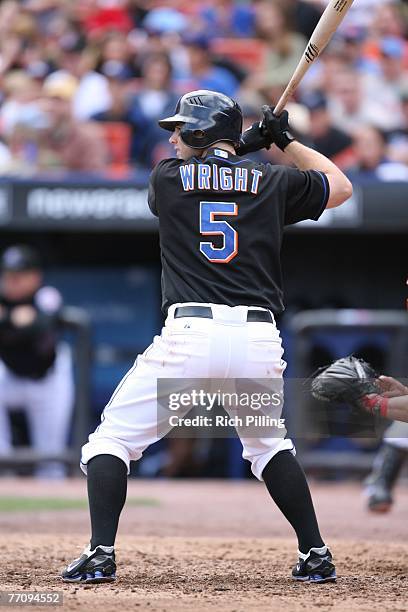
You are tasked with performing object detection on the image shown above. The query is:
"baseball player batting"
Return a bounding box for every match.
[62,90,352,584]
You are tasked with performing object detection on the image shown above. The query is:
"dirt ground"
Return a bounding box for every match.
[1,478,407,612]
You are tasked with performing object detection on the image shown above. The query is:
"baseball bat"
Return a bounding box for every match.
[274,0,355,115]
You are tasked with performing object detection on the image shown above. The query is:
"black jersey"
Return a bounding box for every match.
[148,147,329,315]
[0,286,62,379]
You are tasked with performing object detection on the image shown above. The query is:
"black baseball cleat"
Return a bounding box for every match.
[292,547,336,583]
[62,544,116,584]
[366,481,393,513]
[364,444,407,513]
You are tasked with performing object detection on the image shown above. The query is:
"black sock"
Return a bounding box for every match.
[262,451,325,554]
[87,454,127,549]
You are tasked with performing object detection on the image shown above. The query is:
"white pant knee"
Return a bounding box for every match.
[242,438,296,481]
[80,436,142,475]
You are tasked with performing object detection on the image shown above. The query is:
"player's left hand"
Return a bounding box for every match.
[310,355,382,414]
[235,106,276,156]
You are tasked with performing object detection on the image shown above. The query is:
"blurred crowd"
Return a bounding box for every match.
[0,0,407,181]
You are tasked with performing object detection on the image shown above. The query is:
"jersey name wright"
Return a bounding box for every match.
[180,163,263,194]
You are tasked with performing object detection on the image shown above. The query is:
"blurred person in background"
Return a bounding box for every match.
[346,124,408,182]
[0,245,74,478]
[248,0,306,94]
[55,36,112,121]
[331,26,374,74]
[287,0,322,40]
[140,6,189,40]
[127,51,179,167]
[91,62,130,122]
[0,0,56,79]
[301,90,355,169]
[90,60,135,169]
[19,0,61,27]
[0,0,31,77]
[39,71,107,172]
[134,9,190,81]
[92,51,178,169]
[96,31,138,80]
[198,0,256,38]
[388,86,408,164]
[360,37,407,132]
[328,68,388,134]
[75,0,134,39]
[294,41,350,99]
[0,0,404,180]
[366,1,407,46]
[180,33,239,98]
[0,71,42,139]
[8,70,108,174]
[341,0,399,30]
[0,70,47,174]
[18,38,55,80]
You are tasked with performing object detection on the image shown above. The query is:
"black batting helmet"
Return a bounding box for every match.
[0,245,41,272]
[158,89,243,149]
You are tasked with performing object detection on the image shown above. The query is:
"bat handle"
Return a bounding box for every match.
[274,86,293,116]
[273,98,286,117]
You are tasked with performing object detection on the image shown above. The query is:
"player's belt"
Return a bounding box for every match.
[174,305,274,323]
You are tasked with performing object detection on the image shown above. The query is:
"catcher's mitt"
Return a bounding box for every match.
[311,355,380,412]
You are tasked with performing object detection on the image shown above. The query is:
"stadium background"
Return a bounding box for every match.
[0,1,407,610]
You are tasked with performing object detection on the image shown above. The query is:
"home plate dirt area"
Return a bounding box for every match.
[1,479,407,612]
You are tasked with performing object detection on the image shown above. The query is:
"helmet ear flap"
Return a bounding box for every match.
[180,127,207,148]
[192,129,206,141]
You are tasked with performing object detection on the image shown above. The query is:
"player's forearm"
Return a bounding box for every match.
[284,141,353,208]
[385,396,408,424]
[285,141,340,173]
[362,393,408,423]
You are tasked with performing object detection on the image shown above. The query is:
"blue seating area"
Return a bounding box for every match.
[45,266,162,421]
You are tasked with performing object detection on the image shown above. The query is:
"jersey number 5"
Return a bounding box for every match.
[199,201,238,264]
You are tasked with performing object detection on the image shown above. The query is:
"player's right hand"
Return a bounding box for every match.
[235,117,274,156]
[261,106,296,152]
[377,376,408,398]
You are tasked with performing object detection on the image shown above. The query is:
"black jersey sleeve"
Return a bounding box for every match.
[148,159,177,217]
[284,168,329,225]
[147,164,159,217]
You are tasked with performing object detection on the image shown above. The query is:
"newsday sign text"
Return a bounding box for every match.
[2,180,157,230]
[27,187,151,220]
[0,178,407,231]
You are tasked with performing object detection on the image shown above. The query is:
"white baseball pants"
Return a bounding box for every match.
[0,343,74,477]
[81,303,295,480]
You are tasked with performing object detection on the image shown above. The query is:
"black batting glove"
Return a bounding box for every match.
[261,105,296,151]
[235,118,273,156]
